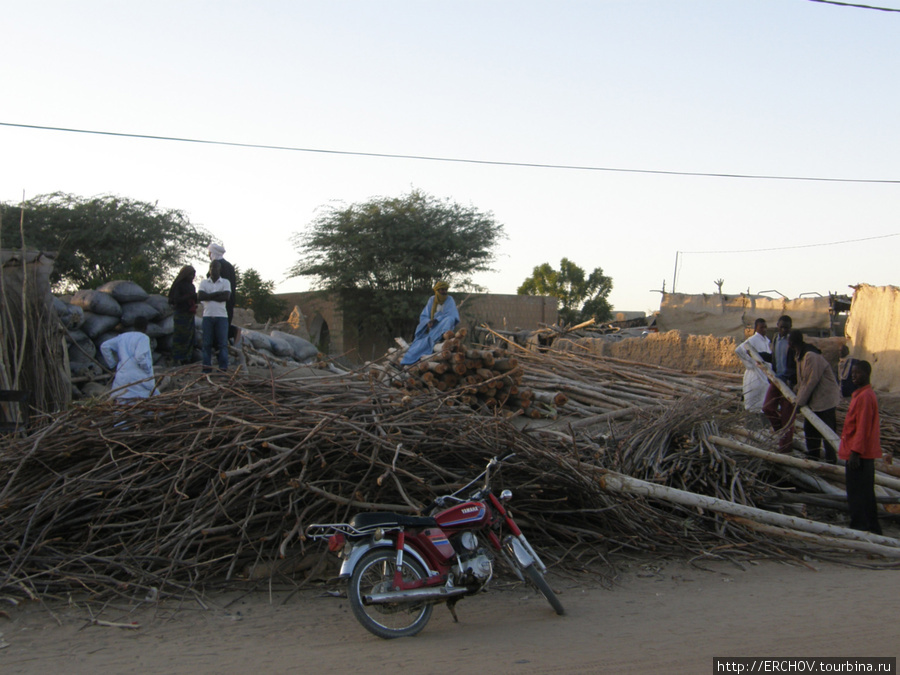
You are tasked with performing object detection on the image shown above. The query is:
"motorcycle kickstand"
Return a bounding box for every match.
[446,597,462,623]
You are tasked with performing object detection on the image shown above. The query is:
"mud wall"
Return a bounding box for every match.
[558,330,744,373]
[657,293,834,341]
[557,330,846,376]
[844,284,900,392]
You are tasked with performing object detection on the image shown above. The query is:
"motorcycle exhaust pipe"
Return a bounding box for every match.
[364,585,469,605]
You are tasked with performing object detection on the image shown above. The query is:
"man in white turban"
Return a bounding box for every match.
[401,280,460,365]
[208,243,238,342]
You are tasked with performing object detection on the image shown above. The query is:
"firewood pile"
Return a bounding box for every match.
[2,347,898,605]
[377,328,545,417]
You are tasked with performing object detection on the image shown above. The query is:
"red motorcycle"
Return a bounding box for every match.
[306,454,564,639]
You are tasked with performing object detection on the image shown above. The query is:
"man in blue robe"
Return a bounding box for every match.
[401,281,460,365]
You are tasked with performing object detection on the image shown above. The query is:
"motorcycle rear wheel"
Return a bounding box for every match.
[348,548,434,639]
[523,564,565,615]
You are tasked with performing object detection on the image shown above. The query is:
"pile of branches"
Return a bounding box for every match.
[2,348,897,605]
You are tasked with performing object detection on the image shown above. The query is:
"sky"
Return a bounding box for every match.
[2,0,899,315]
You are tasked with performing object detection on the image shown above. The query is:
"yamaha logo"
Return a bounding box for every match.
[461,507,479,514]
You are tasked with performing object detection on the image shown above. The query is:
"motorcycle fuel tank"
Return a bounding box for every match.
[433,501,490,529]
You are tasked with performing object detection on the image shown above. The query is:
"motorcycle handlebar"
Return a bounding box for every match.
[431,455,515,510]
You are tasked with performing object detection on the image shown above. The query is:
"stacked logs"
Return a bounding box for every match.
[392,328,568,417]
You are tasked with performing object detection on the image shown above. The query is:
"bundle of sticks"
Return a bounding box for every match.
[2,346,898,605]
[387,328,567,417]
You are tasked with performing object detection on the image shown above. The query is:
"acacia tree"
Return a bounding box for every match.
[289,189,505,334]
[518,258,613,325]
[0,192,211,293]
[240,268,287,323]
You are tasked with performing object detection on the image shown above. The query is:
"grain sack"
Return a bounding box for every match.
[145,294,174,319]
[242,330,271,351]
[81,311,121,339]
[66,329,96,361]
[146,315,174,338]
[71,289,122,317]
[97,280,149,303]
[267,334,294,358]
[120,300,161,326]
[271,330,318,363]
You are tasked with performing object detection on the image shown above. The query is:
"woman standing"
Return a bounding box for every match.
[168,265,198,365]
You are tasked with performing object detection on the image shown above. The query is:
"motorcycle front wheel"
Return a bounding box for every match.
[523,564,565,616]
[348,548,434,639]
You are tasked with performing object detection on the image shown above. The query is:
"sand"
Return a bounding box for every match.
[2,557,897,674]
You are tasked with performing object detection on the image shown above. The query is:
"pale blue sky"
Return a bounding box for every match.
[2,1,898,314]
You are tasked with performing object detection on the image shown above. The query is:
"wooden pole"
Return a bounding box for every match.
[709,434,900,492]
[726,516,900,559]
[746,345,842,453]
[598,471,900,549]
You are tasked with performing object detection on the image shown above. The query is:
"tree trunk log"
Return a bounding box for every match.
[598,471,900,549]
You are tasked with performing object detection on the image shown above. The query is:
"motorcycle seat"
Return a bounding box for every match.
[350,512,438,531]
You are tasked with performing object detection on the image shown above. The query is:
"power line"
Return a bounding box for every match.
[681,232,900,255]
[2,121,900,185]
[806,0,900,12]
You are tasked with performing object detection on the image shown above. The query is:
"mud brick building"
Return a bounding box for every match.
[276,291,557,364]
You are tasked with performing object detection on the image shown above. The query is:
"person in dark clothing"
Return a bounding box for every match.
[762,315,798,451]
[837,344,860,398]
[840,360,882,535]
[208,243,239,343]
[167,265,198,365]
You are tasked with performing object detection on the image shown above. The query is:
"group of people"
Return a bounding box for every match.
[165,243,238,372]
[734,315,883,534]
[166,243,238,372]
[101,242,239,402]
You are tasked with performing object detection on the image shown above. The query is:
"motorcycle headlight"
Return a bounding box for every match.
[500,489,513,502]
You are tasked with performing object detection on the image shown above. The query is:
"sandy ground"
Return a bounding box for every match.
[2,557,897,675]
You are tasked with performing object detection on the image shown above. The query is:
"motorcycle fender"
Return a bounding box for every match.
[338,541,435,579]
[503,536,535,569]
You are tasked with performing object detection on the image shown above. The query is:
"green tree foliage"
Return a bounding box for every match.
[0,192,211,293]
[518,258,613,325]
[289,189,505,334]
[240,268,287,323]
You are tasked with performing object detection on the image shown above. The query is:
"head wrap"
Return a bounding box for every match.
[431,281,449,319]
[208,243,226,260]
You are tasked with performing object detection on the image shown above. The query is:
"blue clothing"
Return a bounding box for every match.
[202,316,229,371]
[401,295,460,365]
[772,334,797,387]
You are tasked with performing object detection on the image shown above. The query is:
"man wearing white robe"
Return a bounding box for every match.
[734,318,772,413]
[100,316,159,402]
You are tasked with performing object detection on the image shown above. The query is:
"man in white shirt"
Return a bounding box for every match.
[734,318,772,413]
[198,259,231,371]
[100,316,159,402]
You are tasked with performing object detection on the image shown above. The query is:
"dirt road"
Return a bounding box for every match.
[2,558,897,674]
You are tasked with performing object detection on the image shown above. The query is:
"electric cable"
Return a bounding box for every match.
[2,121,899,185]
[806,0,900,12]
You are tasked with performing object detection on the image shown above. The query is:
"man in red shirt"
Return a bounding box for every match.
[839,360,882,535]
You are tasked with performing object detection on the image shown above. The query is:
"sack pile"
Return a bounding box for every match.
[53,280,321,398]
